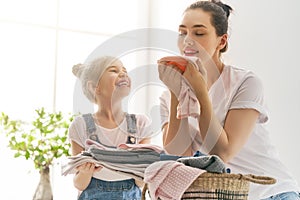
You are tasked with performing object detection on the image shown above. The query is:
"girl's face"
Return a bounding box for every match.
[177,8,227,63]
[95,60,131,100]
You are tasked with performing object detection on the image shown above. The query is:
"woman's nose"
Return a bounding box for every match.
[184,35,195,46]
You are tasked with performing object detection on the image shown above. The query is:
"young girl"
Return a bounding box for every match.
[159,1,300,199]
[69,56,151,200]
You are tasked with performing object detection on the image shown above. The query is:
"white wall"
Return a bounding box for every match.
[226,0,300,185]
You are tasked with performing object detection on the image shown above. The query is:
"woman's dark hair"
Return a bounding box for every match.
[186,0,233,53]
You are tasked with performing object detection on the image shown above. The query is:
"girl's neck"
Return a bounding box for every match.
[94,99,124,121]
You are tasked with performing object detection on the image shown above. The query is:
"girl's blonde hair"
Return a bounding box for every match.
[72,56,119,103]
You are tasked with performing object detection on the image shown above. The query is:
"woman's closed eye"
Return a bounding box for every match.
[195,32,205,36]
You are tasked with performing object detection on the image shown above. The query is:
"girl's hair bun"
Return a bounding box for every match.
[72,63,85,78]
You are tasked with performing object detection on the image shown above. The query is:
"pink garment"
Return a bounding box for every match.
[177,78,200,119]
[176,56,201,119]
[118,143,164,153]
[85,139,108,150]
[144,160,204,200]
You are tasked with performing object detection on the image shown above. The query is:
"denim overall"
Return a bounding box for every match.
[78,113,142,200]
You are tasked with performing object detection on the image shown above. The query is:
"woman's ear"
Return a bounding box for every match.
[218,34,228,51]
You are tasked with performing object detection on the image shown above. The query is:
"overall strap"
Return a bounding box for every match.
[82,113,100,143]
[82,113,138,145]
[126,113,137,144]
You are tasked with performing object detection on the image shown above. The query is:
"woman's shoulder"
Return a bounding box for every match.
[225,65,258,77]
[224,65,262,83]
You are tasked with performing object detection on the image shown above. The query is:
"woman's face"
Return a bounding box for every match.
[178,8,226,63]
[95,60,131,100]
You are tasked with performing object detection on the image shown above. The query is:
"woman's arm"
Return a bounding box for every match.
[162,92,193,156]
[183,63,260,162]
[197,94,259,162]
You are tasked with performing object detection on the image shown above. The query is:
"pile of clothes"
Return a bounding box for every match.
[61,139,228,200]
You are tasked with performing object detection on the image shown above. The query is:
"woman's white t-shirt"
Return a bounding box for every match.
[69,113,152,181]
[160,65,299,199]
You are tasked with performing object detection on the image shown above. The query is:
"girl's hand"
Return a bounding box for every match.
[76,162,102,176]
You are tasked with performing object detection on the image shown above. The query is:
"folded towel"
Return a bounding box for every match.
[144,160,204,200]
[177,155,226,173]
[118,143,165,153]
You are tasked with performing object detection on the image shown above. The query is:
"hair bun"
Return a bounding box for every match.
[212,0,233,18]
[72,63,85,78]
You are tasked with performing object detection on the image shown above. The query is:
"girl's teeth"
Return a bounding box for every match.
[118,82,128,86]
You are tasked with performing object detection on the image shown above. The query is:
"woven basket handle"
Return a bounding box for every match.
[242,174,276,185]
[141,184,148,200]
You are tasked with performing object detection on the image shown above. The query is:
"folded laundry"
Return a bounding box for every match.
[118,143,164,153]
[88,147,161,164]
[61,154,145,181]
[177,154,227,173]
[61,142,164,182]
[61,139,228,195]
[144,160,204,200]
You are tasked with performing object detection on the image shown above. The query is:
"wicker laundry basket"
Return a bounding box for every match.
[142,172,276,200]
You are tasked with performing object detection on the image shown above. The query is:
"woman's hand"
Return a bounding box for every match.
[158,62,183,98]
[183,59,208,97]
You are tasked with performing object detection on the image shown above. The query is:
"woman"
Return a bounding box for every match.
[158,1,300,199]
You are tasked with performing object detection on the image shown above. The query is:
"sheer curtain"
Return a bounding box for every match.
[0,0,150,199]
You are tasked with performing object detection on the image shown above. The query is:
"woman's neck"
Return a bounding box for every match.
[204,56,224,89]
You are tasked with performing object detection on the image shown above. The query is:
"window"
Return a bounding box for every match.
[0,0,199,199]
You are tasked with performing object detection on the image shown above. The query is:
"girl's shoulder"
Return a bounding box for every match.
[131,113,150,123]
[72,114,85,124]
[69,114,90,130]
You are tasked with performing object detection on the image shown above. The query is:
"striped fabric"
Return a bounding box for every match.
[182,189,248,200]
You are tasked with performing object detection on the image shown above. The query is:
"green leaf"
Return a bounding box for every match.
[0,107,74,170]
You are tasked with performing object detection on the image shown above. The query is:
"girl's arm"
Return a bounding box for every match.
[139,138,151,144]
[71,140,100,191]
